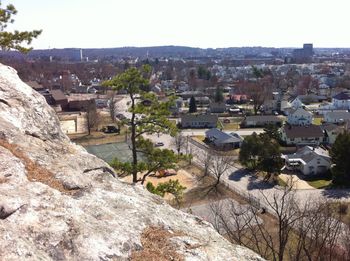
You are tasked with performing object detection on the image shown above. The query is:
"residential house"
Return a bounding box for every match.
[332,91,350,110]
[284,146,331,175]
[190,96,210,107]
[209,102,226,113]
[26,81,45,92]
[297,94,327,104]
[50,89,69,111]
[290,97,304,109]
[205,128,243,150]
[324,111,350,124]
[322,122,350,144]
[287,107,313,126]
[229,94,248,104]
[180,114,218,128]
[262,99,278,114]
[179,91,205,100]
[318,83,330,96]
[280,124,324,146]
[68,99,96,112]
[280,100,293,115]
[241,115,285,127]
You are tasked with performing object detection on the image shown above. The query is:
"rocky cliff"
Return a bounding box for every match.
[0,63,263,261]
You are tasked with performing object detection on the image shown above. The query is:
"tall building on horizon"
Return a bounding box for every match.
[292,43,314,62]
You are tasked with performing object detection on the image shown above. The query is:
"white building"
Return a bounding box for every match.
[332,91,350,110]
[287,107,313,126]
[324,111,350,124]
[284,146,331,175]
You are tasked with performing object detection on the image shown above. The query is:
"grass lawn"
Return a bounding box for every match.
[222,122,240,130]
[313,117,323,125]
[192,135,205,142]
[277,177,288,187]
[306,178,332,189]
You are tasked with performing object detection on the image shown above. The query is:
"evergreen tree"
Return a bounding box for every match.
[0,2,41,53]
[104,66,178,183]
[188,96,197,113]
[214,87,224,103]
[239,132,283,181]
[330,131,350,186]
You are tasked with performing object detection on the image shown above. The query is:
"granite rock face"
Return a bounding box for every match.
[0,64,264,261]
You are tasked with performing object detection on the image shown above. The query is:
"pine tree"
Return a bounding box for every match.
[188,96,197,113]
[0,2,41,53]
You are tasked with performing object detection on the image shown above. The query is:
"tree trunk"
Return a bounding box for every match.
[130,94,138,183]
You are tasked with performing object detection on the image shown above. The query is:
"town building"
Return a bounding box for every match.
[283,146,331,175]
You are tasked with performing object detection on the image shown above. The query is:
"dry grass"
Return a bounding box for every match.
[130,226,184,261]
[0,177,8,184]
[178,163,247,208]
[0,139,74,194]
[69,129,126,146]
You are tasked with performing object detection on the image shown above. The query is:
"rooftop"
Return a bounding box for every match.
[282,124,324,138]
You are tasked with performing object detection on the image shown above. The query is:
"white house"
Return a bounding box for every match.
[287,107,313,126]
[290,97,304,109]
[324,111,350,124]
[209,102,226,113]
[181,114,218,129]
[280,125,324,146]
[332,91,350,110]
[280,100,292,115]
[241,115,285,127]
[284,146,331,175]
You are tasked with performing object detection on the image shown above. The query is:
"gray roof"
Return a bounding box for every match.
[333,91,350,100]
[325,111,350,121]
[181,114,218,122]
[205,128,242,144]
[244,115,284,122]
[286,146,330,164]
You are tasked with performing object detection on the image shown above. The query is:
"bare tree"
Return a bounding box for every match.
[85,101,100,135]
[243,81,269,115]
[199,149,212,179]
[210,184,349,261]
[202,151,233,192]
[172,133,186,157]
[293,200,343,261]
[108,90,117,122]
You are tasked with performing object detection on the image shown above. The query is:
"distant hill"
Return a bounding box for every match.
[1,45,349,62]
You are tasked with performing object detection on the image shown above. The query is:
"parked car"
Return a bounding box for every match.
[154,142,164,147]
[223,118,230,123]
[101,125,120,134]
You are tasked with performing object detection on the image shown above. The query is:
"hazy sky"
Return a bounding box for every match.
[7,0,350,49]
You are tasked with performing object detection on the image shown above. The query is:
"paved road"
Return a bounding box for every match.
[181,128,264,137]
[185,139,350,212]
[117,94,350,209]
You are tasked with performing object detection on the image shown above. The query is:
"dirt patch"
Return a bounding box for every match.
[122,169,197,193]
[0,139,74,194]
[179,164,247,208]
[130,226,184,261]
[279,173,314,190]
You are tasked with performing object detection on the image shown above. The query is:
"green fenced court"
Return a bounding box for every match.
[85,142,144,164]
